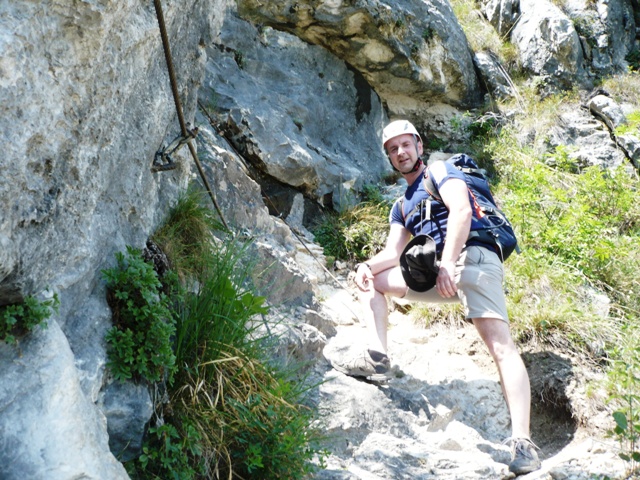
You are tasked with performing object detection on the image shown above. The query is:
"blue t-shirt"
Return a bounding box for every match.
[390,161,471,254]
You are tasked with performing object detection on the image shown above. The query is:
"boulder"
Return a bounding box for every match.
[236,0,484,123]
[0,319,128,479]
[511,0,587,89]
[560,0,636,74]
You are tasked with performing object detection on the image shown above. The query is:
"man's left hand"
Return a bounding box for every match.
[436,261,457,298]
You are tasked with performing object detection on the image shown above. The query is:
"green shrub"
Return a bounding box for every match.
[0,293,59,344]
[152,188,223,281]
[123,222,327,478]
[626,49,640,72]
[614,110,640,137]
[607,325,640,477]
[312,191,390,262]
[128,422,204,480]
[103,246,176,383]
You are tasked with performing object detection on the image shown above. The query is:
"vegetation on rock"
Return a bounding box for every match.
[105,190,326,479]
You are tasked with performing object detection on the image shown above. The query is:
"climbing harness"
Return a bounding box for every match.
[152,0,228,229]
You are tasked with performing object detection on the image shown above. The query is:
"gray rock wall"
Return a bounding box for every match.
[0,0,639,477]
[237,0,484,127]
[200,13,391,211]
[0,0,231,476]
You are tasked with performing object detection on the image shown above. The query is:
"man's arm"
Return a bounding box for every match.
[354,223,410,290]
[437,177,472,297]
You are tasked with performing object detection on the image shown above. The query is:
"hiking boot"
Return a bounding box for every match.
[505,437,541,475]
[330,348,390,379]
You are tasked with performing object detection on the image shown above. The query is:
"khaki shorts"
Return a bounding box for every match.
[402,245,509,323]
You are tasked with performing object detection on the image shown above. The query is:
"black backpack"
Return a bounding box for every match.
[423,154,520,262]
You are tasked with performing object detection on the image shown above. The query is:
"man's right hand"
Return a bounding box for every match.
[355,263,374,291]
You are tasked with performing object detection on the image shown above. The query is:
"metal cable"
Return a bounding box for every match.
[152,0,228,230]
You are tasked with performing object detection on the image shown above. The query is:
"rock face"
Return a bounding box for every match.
[511,0,587,89]
[236,0,484,126]
[200,13,391,211]
[560,0,637,75]
[0,0,639,478]
[482,0,637,89]
[0,320,128,479]
[0,0,231,475]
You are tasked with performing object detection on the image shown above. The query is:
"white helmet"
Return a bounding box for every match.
[382,120,422,149]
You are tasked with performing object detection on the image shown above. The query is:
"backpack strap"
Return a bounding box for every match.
[422,167,486,219]
[398,182,427,224]
[422,167,440,202]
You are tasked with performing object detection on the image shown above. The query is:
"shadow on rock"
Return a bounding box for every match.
[522,350,580,459]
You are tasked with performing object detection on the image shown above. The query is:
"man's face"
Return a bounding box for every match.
[385,133,423,174]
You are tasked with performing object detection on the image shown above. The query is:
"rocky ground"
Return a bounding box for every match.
[301,267,630,480]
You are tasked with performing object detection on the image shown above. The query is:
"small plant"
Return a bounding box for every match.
[103,246,176,383]
[426,135,448,151]
[544,144,580,173]
[312,194,389,263]
[233,50,245,69]
[127,422,204,479]
[614,110,640,137]
[152,188,223,281]
[0,293,59,344]
[450,111,473,134]
[607,326,640,477]
[626,49,640,72]
[422,26,435,42]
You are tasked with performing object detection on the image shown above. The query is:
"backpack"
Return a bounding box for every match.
[424,153,520,262]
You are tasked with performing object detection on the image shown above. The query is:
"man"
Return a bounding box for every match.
[331,120,541,475]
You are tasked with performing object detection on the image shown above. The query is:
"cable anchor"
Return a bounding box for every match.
[151,126,198,172]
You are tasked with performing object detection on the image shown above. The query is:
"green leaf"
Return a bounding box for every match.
[613,411,628,431]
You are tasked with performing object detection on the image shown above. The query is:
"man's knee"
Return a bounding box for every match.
[473,317,517,358]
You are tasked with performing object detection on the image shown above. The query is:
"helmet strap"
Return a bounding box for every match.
[409,157,423,173]
[406,135,423,173]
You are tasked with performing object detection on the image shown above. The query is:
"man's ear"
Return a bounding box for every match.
[417,138,424,156]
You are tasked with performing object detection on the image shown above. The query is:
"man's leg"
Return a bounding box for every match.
[327,266,408,378]
[472,317,531,439]
[360,266,408,354]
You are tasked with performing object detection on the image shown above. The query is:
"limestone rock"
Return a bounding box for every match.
[200,13,390,211]
[511,0,587,89]
[0,0,231,472]
[236,0,483,121]
[480,0,520,36]
[539,104,627,169]
[474,51,514,100]
[617,133,640,169]
[98,379,154,463]
[560,0,636,75]
[588,94,628,131]
[0,320,128,479]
